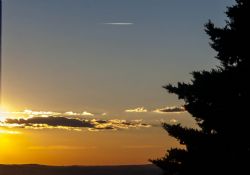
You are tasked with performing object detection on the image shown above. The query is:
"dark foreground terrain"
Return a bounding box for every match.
[0,164,162,175]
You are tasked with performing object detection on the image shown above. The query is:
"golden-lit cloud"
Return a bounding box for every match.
[1,109,60,118]
[153,106,186,114]
[22,109,60,117]
[64,111,80,116]
[92,119,151,130]
[170,119,178,123]
[0,109,96,119]
[81,111,94,116]
[64,111,94,116]
[125,107,147,113]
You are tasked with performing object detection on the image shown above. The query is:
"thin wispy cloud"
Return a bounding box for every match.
[102,22,134,25]
[125,107,147,113]
[153,106,186,114]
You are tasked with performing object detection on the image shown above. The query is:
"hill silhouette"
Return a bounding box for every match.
[0,164,162,175]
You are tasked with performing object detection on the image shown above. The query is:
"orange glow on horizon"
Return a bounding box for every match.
[0,105,183,165]
[0,124,180,165]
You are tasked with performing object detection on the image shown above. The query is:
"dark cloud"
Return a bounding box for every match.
[4,117,151,131]
[5,116,94,128]
[153,106,186,113]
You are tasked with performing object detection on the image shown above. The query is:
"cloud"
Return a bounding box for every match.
[1,109,95,119]
[1,109,60,118]
[64,111,80,116]
[103,22,134,25]
[153,106,186,114]
[81,111,94,116]
[2,116,151,131]
[22,109,60,117]
[125,107,147,113]
[5,116,94,128]
[1,109,61,119]
[64,111,94,116]
[1,109,151,131]
[170,119,178,123]
[90,119,150,130]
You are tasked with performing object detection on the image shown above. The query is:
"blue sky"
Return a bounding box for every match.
[3,0,234,112]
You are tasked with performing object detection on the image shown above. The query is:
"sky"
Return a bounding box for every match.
[1,0,234,165]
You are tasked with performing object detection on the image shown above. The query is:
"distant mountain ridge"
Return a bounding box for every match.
[0,164,162,175]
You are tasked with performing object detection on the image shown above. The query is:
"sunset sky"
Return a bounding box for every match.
[1,0,233,165]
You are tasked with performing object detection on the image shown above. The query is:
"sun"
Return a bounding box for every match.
[0,104,15,122]
[0,106,21,135]
[0,108,8,122]
[0,113,7,123]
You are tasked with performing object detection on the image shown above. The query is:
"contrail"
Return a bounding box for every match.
[103,22,134,25]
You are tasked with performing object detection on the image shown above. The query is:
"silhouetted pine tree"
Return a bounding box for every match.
[150,0,249,174]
